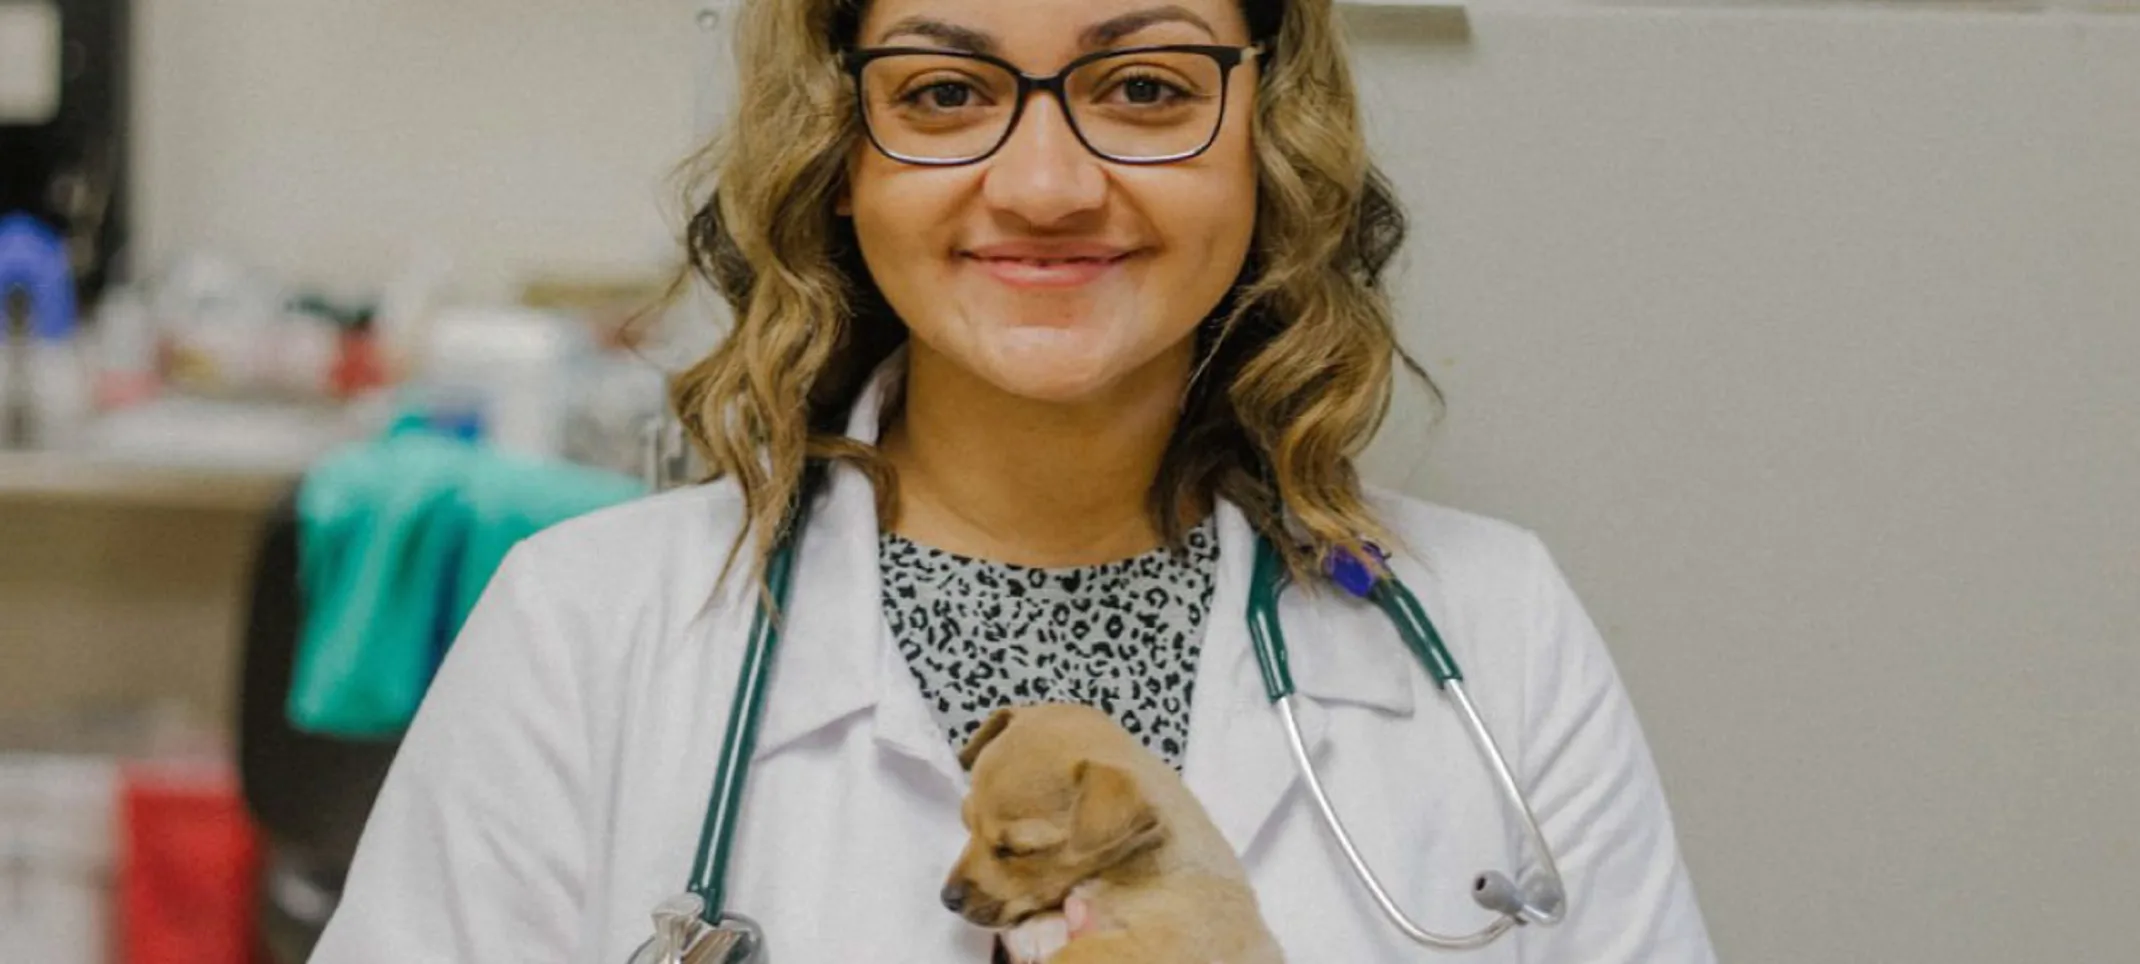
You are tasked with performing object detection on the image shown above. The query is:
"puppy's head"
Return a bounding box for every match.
[940,705,1169,929]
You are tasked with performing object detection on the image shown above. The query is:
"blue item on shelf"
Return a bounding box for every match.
[0,212,76,341]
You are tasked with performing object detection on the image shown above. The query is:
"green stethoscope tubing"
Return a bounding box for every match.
[683,480,812,921]
[679,489,1568,949]
[1246,533,1463,699]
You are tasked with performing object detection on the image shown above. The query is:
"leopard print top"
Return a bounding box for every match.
[879,517,1218,771]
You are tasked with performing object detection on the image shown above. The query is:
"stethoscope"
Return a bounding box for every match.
[628,468,1567,963]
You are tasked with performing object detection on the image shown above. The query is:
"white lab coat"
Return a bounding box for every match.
[310,358,1716,963]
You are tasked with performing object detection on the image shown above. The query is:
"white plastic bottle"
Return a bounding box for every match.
[26,319,91,449]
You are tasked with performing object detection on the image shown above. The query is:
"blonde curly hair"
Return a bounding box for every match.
[665,0,1438,589]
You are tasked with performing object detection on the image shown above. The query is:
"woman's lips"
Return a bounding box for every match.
[961,245,1138,289]
[968,254,1130,288]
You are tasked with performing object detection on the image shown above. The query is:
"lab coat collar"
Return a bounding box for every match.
[745,345,1428,830]
[746,347,910,766]
[746,345,975,783]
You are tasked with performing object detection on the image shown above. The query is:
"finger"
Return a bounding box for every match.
[1064,895,1091,935]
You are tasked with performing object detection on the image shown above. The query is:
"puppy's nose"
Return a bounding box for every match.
[940,881,969,912]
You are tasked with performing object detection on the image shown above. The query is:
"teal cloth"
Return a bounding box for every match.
[291,417,645,738]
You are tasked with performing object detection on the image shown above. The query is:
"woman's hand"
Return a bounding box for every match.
[1062,895,1225,964]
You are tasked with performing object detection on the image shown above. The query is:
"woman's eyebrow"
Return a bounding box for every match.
[876,16,996,54]
[872,6,1219,56]
[1081,5,1219,49]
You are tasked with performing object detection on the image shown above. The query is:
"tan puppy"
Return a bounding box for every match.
[942,703,1284,964]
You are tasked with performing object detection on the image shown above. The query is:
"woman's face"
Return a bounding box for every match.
[842,0,1260,406]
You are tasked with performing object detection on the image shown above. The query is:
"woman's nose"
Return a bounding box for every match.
[982,96,1107,228]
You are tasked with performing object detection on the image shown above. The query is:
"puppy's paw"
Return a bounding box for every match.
[1001,913,1071,964]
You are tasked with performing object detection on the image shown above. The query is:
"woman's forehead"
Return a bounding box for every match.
[854,0,1254,53]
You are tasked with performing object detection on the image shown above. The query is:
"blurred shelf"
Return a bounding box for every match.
[0,450,295,513]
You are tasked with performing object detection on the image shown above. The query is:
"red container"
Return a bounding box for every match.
[117,761,263,964]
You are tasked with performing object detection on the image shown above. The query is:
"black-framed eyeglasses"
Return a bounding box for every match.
[841,43,1266,166]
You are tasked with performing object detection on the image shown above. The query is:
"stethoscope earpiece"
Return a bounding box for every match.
[1472,871,1565,925]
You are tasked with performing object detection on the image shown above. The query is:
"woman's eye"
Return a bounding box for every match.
[907,81,975,111]
[1100,74,1191,108]
[1121,78,1170,104]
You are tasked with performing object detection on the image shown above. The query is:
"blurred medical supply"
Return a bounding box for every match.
[0,705,248,964]
[0,211,91,449]
[2,240,678,476]
[117,757,262,964]
[0,753,117,964]
[415,306,589,462]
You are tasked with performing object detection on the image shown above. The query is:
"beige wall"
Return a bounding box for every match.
[1337,4,2140,963]
[130,0,702,304]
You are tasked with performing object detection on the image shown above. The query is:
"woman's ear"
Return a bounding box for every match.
[958,707,1018,771]
[1068,761,1165,866]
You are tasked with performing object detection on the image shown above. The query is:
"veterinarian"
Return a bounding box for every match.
[312,0,1717,961]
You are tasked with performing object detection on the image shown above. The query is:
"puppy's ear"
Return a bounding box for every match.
[1069,761,1165,867]
[958,706,1019,771]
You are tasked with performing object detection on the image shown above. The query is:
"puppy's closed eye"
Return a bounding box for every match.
[992,820,1067,860]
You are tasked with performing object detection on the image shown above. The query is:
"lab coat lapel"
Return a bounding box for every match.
[746,352,903,763]
[741,348,967,786]
[1183,502,1418,857]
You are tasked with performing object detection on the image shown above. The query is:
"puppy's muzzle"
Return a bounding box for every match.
[941,881,970,913]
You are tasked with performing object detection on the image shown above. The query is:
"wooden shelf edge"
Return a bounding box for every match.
[0,451,297,513]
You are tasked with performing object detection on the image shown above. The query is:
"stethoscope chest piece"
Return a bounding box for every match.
[627,893,766,964]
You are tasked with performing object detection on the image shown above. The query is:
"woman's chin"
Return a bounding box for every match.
[972,331,1128,404]
[984,369,1117,406]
